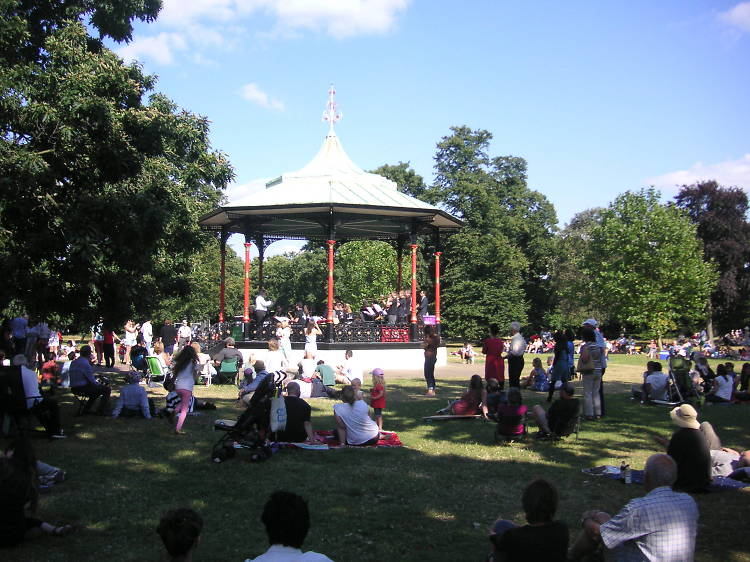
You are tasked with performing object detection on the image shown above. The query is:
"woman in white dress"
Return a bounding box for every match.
[275,318,293,362]
[172,345,198,435]
[123,320,138,366]
[304,319,322,358]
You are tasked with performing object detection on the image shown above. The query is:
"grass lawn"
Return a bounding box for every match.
[7,354,750,561]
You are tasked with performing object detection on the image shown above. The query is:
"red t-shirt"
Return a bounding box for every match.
[371,383,386,409]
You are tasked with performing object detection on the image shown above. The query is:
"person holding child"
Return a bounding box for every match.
[369,368,387,431]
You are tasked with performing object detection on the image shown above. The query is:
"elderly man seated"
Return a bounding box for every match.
[12,354,67,439]
[69,345,111,415]
[111,372,155,419]
[569,454,698,561]
[238,360,270,405]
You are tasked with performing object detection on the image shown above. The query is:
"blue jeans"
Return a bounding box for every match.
[424,355,437,390]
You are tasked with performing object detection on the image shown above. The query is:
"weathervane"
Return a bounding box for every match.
[322,84,342,133]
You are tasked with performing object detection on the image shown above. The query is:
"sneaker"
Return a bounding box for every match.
[50,433,68,439]
[53,470,66,483]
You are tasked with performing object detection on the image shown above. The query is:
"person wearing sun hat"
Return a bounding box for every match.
[654,404,712,492]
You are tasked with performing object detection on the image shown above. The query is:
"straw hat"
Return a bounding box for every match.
[670,404,700,430]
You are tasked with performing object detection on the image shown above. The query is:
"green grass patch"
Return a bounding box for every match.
[7,354,750,561]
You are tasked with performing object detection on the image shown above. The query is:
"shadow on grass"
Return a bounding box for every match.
[5,375,748,561]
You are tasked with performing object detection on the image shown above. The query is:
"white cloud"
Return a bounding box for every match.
[116,32,187,64]
[719,2,750,34]
[240,83,284,111]
[646,154,750,193]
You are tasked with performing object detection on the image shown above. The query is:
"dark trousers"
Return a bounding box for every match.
[74,383,111,414]
[103,343,115,367]
[507,355,524,388]
[254,309,266,337]
[30,398,62,435]
[424,355,437,389]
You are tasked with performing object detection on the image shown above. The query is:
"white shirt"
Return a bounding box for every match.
[508,332,526,356]
[265,350,287,373]
[299,358,317,378]
[714,375,734,401]
[256,295,273,311]
[295,379,313,399]
[140,321,153,342]
[341,358,362,382]
[333,400,379,445]
[178,325,192,339]
[246,544,333,561]
[20,365,41,408]
[645,372,669,401]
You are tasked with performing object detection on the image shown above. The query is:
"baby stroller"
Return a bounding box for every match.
[650,355,696,407]
[211,371,284,463]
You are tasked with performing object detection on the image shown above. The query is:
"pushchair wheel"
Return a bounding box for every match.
[248,445,272,463]
[211,442,236,463]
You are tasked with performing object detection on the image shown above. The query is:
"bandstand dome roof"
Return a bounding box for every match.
[199,128,463,241]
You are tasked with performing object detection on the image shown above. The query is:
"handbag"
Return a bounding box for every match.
[163,371,176,392]
[269,390,287,432]
[576,346,595,374]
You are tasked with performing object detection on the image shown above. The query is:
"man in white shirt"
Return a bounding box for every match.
[177,320,192,350]
[632,361,670,402]
[335,349,361,384]
[507,321,526,388]
[255,289,274,338]
[140,320,153,354]
[246,491,333,561]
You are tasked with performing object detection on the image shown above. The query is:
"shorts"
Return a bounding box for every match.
[373,408,383,417]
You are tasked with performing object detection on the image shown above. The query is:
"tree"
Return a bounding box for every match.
[0,7,233,325]
[334,241,397,307]
[584,189,716,343]
[674,180,750,333]
[370,161,427,198]
[419,126,557,339]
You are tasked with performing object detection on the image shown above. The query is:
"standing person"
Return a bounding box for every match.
[254,289,274,338]
[564,328,576,381]
[140,319,153,355]
[47,326,60,357]
[583,318,608,417]
[507,321,526,389]
[176,320,192,351]
[369,368,387,431]
[483,324,506,389]
[90,317,104,366]
[275,318,292,362]
[160,319,177,355]
[546,331,570,402]
[386,292,398,325]
[172,345,198,435]
[303,319,322,358]
[422,325,439,396]
[579,325,604,420]
[418,290,428,319]
[123,320,138,366]
[10,313,28,355]
[101,322,119,369]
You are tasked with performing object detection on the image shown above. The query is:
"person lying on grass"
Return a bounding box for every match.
[435,374,489,418]
[0,436,77,548]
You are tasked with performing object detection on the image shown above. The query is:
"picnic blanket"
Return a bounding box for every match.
[280,430,403,449]
[582,465,750,492]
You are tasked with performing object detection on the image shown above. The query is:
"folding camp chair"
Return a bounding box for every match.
[216,358,239,385]
[146,356,167,386]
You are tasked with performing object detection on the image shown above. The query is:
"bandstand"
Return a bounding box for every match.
[198,87,462,370]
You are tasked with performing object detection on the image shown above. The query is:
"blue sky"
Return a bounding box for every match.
[111,0,750,256]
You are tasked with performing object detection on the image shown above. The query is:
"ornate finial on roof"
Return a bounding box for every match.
[322,83,342,134]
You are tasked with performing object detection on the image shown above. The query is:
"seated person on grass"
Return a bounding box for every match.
[12,354,66,439]
[111,372,155,419]
[485,378,505,420]
[156,508,203,562]
[298,351,317,380]
[69,345,111,415]
[333,385,380,446]
[460,342,475,363]
[520,357,549,391]
[275,382,319,443]
[531,382,580,438]
[246,490,333,561]
[631,361,669,402]
[129,336,149,372]
[238,360,269,405]
[569,454,697,562]
[212,337,243,370]
[496,388,527,439]
[488,478,568,562]
[436,374,489,418]
[313,360,336,389]
[705,363,734,403]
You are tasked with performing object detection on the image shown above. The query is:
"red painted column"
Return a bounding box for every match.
[327,240,335,324]
[434,251,442,325]
[218,230,227,323]
[243,242,252,322]
[410,243,418,324]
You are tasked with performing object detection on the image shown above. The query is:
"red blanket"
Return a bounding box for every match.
[282,430,403,448]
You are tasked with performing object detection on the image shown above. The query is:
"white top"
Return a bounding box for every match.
[256,295,273,311]
[21,365,41,409]
[714,375,734,401]
[341,358,362,382]
[305,332,318,344]
[178,325,192,339]
[645,372,669,401]
[333,400,379,445]
[300,358,317,378]
[140,321,153,342]
[265,350,287,373]
[508,333,526,356]
[276,326,292,345]
[246,544,333,561]
[175,363,196,392]
[295,379,313,399]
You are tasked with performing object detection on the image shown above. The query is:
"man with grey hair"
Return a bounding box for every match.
[569,454,698,561]
[507,321,526,388]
